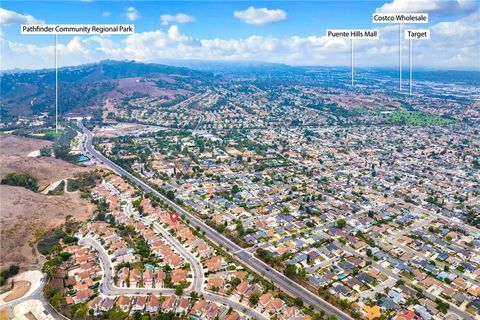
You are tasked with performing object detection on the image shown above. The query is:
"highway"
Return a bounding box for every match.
[79,122,353,320]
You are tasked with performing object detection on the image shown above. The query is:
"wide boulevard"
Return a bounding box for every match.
[79,121,353,320]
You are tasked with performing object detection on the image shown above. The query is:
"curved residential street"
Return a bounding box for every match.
[0,275,68,320]
[124,202,204,293]
[79,237,267,320]
[79,121,354,320]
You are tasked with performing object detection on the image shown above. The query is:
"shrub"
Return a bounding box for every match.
[1,172,38,191]
[0,265,20,284]
[37,229,66,255]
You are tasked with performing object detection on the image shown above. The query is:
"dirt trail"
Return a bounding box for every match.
[1,134,90,190]
[0,134,96,269]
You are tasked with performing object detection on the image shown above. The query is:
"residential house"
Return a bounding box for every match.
[75,289,94,303]
[87,297,102,315]
[162,295,177,312]
[117,296,130,313]
[154,270,166,288]
[131,296,147,312]
[176,297,190,314]
[259,292,273,309]
[100,298,114,312]
[146,295,160,313]
[266,298,284,314]
[171,269,187,285]
[395,310,423,320]
[129,268,142,287]
[117,267,129,287]
[222,311,241,320]
[190,300,208,317]
[143,269,154,288]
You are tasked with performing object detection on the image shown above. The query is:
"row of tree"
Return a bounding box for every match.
[1,172,38,191]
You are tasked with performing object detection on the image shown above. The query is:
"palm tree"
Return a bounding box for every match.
[190,291,199,302]
[75,303,89,320]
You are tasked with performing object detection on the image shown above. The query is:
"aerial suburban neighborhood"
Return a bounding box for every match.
[0,1,479,320]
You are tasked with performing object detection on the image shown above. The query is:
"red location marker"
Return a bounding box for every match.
[170,212,178,223]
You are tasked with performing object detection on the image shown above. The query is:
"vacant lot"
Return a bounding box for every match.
[0,134,90,190]
[0,134,96,269]
[3,281,31,302]
[0,134,52,157]
[94,122,164,138]
[0,307,8,320]
[0,185,94,269]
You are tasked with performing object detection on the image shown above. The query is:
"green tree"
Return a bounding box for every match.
[75,303,89,320]
[216,223,226,233]
[284,264,297,278]
[336,219,346,229]
[190,291,199,301]
[1,172,38,191]
[166,190,175,200]
[107,306,128,320]
[249,293,259,306]
[156,312,175,320]
[49,292,63,309]
[298,267,307,280]
[294,297,303,307]
[235,221,245,236]
[230,277,241,287]
[366,248,373,257]
[40,147,51,157]
[175,286,184,296]
[231,185,240,194]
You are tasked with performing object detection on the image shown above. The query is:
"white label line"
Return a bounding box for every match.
[405,29,430,96]
[399,23,402,91]
[55,34,58,133]
[409,38,412,95]
[351,39,354,87]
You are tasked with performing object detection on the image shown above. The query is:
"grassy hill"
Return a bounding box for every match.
[0,60,212,120]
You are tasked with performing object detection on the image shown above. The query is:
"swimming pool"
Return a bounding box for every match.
[77,155,90,162]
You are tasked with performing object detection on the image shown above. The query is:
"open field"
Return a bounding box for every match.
[3,281,31,302]
[385,110,457,126]
[93,122,164,138]
[31,129,65,140]
[0,134,90,190]
[0,307,8,320]
[0,134,52,157]
[0,185,95,269]
[0,134,96,269]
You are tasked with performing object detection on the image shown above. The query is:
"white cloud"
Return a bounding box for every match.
[234,7,287,25]
[2,36,99,70]
[160,13,195,25]
[90,36,123,59]
[376,0,478,15]
[103,11,111,17]
[1,13,478,70]
[0,8,44,25]
[125,7,140,22]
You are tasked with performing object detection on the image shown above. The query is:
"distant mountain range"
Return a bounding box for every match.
[159,59,295,73]
[0,60,212,119]
[1,59,478,121]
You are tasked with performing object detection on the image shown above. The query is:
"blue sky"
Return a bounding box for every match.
[1,1,479,70]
